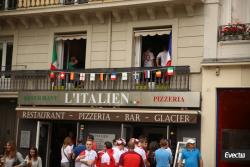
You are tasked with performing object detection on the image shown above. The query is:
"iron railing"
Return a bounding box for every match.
[0,0,104,10]
[0,66,190,91]
[218,23,250,41]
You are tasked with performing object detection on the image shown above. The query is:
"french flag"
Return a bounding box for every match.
[165,31,172,66]
[144,70,150,79]
[111,72,117,80]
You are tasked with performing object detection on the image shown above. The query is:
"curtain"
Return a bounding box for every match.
[134,36,142,67]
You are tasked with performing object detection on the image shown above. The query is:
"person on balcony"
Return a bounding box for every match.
[68,56,79,70]
[143,48,155,68]
[156,46,168,67]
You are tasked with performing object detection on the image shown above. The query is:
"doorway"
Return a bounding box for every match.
[49,121,77,167]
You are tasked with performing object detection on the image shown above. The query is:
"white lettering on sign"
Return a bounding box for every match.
[225,152,246,159]
[154,114,190,123]
[78,113,111,121]
[65,92,129,105]
[22,111,65,119]
[124,114,140,122]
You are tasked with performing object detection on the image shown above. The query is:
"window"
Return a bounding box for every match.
[220,0,250,24]
[0,38,13,71]
[55,33,86,70]
[133,28,171,67]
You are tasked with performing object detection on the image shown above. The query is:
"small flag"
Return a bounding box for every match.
[133,72,140,80]
[156,71,162,78]
[90,73,95,81]
[59,72,65,80]
[111,72,117,81]
[167,67,174,76]
[122,72,128,81]
[165,31,172,66]
[80,73,85,81]
[70,72,74,80]
[50,72,55,79]
[50,41,58,70]
[100,73,104,81]
[144,70,150,79]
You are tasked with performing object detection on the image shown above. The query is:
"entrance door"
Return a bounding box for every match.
[36,121,52,167]
[50,121,77,167]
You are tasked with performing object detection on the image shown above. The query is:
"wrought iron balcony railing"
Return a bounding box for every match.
[0,66,190,92]
[0,0,105,10]
[218,23,250,41]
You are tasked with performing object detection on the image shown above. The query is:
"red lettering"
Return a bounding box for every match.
[153,96,185,103]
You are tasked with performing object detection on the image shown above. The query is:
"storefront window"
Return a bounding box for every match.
[222,129,250,149]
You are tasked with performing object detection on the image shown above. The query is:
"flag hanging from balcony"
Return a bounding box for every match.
[167,67,174,76]
[165,31,172,66]
[144,70,150,79]
[90,73,95,81]
[100,73,104,81]
[50,41,58,70]
[122,72,128,81]
[60,72,65,80]
[80,73,85,81]
[111,72,117,81]
[156,71,162,78]
[133,72,140,80]
[50,72,55,79]
[70,72,74,80]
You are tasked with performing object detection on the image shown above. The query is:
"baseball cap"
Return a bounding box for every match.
[186,139,195,144]
[117,138,126,145]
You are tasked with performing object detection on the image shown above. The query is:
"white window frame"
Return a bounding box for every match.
[133,28,171,67]
[0,38,13,71]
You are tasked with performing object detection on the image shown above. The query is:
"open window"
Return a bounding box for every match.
[133,28,171,67]
[0,37,13,71]
[55,33,86,70]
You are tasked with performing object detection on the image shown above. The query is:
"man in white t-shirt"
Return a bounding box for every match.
[113,138,128,166]
[132,138,147,166]
[76,140,97,167]
[156,46,168,67]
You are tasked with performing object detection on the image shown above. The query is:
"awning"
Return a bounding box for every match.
[16,107,199,124]
[134,28,171,37]
[55,34,86,41]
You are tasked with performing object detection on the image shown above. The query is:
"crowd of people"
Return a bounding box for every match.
[0,135,203,167]
[60,134,203,167]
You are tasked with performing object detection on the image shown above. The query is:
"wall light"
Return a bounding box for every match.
[216,66,220,76]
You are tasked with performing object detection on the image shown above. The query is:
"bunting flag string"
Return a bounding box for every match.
[90,73,95,81]
[49,67,175,81]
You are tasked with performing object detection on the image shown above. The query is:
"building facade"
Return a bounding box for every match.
[1,0,249,166]
[201,0,250,167]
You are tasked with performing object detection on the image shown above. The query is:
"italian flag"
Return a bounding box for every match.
[50,42,58,70]
[167,67,174,76]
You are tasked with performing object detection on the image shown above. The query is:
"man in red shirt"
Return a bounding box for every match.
[119,141,144,167]
[97,141,115,167]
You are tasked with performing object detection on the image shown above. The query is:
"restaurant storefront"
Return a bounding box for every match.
[16,91,201,167]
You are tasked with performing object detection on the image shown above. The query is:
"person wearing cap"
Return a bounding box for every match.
[113,139,128,167]
[178,139,203,167]
[155,138,172,167]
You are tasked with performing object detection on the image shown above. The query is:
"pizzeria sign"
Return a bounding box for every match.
[18,91,200,108]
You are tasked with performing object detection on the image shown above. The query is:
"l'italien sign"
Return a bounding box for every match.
[17,110,197,124]
[18,91,200,108]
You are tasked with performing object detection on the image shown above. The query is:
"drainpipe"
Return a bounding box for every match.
[107,12,112,68]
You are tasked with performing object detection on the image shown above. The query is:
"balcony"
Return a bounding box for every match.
[217,23,250,61]
[218,23,250,42]
[0,66,190,92]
